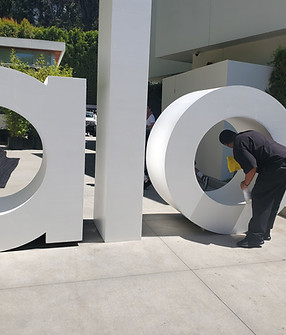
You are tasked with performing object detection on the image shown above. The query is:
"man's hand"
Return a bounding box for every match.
[240,167,257,190]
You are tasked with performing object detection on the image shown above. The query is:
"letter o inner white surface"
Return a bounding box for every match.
[146,86,286,234]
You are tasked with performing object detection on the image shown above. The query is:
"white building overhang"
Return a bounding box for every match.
[0,36,65,65]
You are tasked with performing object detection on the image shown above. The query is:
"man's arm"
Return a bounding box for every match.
[240,167,257,190]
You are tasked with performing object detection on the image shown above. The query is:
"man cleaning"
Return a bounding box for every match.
[219,129,286,248]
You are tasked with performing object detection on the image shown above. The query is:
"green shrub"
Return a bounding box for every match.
[268,46,286,108]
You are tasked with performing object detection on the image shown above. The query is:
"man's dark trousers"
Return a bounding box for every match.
[249,162,286,239]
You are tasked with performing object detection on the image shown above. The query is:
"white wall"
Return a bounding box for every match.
[195,121,226,180]
[192,34,286,69]
[162,60,272,109]
[154,0,211,59]
[162,61,228,109]
[148,0,192,79]
[154,0,286,60]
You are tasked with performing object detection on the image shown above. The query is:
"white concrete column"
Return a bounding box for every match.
[94,0,152,241]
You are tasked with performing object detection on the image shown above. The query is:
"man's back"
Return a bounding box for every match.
[233,130,286,173]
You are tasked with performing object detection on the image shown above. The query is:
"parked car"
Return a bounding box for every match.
[86,111,97,136]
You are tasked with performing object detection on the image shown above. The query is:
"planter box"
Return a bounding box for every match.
[0,129,9,145]
[8,135,42,150]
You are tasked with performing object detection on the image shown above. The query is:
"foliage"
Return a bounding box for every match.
[63,29,98,104]
[0,18,98,104]
[3,109,30,138]
[0,0,99,31]
[6,50,73,80]
[79,0,99,31]
[267,46,286,108]
[1,51,72,138]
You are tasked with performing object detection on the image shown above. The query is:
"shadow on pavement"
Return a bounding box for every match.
[85,138,96,151]
[85,153,96,178]
[143,184,169,205]
[5,220,104,252]
[5,234,79,252]
[143,213,243,248]
[81,219,104,243]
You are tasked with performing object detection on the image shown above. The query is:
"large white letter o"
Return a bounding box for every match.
[146,86,286,234]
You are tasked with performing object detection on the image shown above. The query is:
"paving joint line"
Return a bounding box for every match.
[152,228,257,335]
[0,268,192,292]
[193,269,257,335]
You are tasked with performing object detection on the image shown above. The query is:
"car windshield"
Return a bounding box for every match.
[86,112,94,118]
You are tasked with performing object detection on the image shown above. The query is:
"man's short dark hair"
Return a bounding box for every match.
[219,130,236,145]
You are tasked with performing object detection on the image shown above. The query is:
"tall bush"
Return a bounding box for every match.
[268,46,286,108]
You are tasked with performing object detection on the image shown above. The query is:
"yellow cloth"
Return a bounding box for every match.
[227,156,242,173]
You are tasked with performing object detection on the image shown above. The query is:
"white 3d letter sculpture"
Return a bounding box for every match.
[146,86,286,234]
[0,67,86,251]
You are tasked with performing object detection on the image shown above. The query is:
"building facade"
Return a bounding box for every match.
[149,0,286,84]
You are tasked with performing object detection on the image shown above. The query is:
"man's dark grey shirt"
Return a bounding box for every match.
[233,130,286,174]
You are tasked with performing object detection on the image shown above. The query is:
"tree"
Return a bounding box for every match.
[268,46,286,108]
[0,0,12,19]
[79,0,99,30]
[62,28,98,104]
[0,0,99,31]
[8,0,39,26]
[1,51,72,138]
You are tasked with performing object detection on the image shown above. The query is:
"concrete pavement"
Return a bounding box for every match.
[0,139,286,334]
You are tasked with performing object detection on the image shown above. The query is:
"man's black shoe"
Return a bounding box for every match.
[237,236,263,248]
[263,233,271,241]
